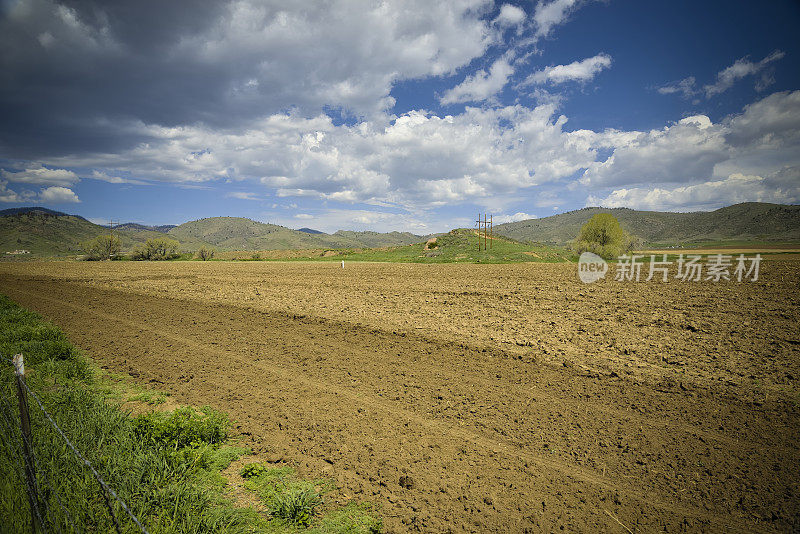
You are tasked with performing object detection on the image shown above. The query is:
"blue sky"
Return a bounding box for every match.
[1,0,799,233]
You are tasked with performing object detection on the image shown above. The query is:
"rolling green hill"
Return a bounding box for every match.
[0,210,431,257]
[3,203,798,259]
[272,228,574,263]
[166,217,428,250]
[0,210,169,256]
[493,202,800,246]
[332,230,432,247]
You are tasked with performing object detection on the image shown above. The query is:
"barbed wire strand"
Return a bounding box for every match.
[20,379,146,534]
[2,364,81,534]
[0,404,49,533]
[4,402,74,534]
[2,356,85,533]
[0,407,34,501]
[0,355,92,532]
[18,376,149,534]
[21,406,80,534]
[2,360,53,533]
[2,356,146,533]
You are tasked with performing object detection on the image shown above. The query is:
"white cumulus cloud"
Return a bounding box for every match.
[522,53,612,86]
[494,4,526,28]
[532,0,598,40]
[704,50,785,97]
[31,87,800,220]
[0,181,25,203]
[42,102,600,209]
[581,115,729,188]
[39,186,80,203]
[581,91,800,210]
[588,169,800,211]
[440,58,515,105]
[1,164,79,186]
[656,76,697,99]
[90,170,149,185]
[494,212,536,223]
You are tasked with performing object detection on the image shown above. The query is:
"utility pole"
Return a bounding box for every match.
[476,213,493,251]
[477,213,481,251]
[109,219,114,260]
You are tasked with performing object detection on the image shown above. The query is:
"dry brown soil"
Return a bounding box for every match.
[0,260,798,533]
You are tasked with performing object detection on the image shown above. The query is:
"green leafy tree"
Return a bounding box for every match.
[574,213,633,259]
[131,237,180,260]
[82,234,121,260]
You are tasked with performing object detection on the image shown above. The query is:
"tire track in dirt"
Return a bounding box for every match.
[2,276,796,532]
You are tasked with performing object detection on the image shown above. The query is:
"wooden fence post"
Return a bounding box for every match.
[13,354,43,532]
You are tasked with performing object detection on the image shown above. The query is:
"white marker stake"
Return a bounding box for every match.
[341,260,345,268]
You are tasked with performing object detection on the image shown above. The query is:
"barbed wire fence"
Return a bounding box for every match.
[1,354,149,534]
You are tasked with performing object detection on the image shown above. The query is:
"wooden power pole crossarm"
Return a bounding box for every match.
[475,213,493,251]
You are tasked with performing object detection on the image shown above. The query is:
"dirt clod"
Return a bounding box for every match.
[399,475,415,489]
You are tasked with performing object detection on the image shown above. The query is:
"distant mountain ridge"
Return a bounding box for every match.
[0,206,87,221]
[493,203,800,245]
[2,202,798,257]
[0,208,429,256]
[165,216,428,250]
[0,209,162,255]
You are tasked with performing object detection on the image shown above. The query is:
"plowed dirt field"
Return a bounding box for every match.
[1,261,798,532]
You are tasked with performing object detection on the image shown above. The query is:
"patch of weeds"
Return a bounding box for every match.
[270,481,324,527]
[193,444,249,476]
[133,405,228,448]
[240,462,273,479]
[241,465,371,530]
[243,466,296,502]
[309,503,383,534]
[128,391,167,405]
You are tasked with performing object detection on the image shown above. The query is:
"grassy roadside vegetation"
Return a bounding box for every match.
[0,295,382,533]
